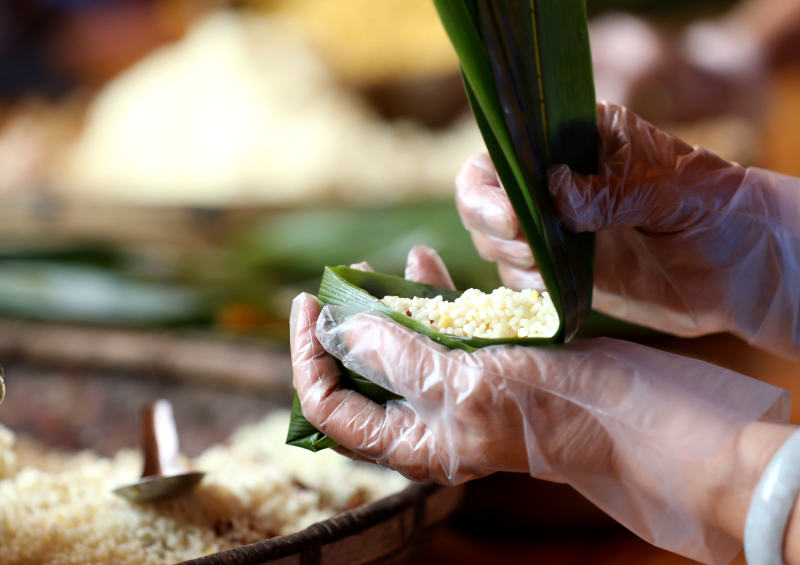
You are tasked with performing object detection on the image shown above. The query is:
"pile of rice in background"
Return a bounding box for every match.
[0,411,409,565]
[55,11,484,206]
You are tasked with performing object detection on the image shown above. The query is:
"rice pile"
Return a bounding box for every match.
[381,287,559,338]
[0,411,408,565]
[56,12,484,206]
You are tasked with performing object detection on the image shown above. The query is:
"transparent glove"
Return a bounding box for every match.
[456,102,800,358]
[290,246,790,564]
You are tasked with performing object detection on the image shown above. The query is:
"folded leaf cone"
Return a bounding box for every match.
[435,0,598,342]
[287,266,563,451]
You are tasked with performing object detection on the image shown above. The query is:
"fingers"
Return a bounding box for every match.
[316,306,469,404]
[546,164,608,232]
[290,294,441,479]
[310,304,492,484]
[290,293,340,388]
[290,293,370,437]
[404,245,455,290]
[470,231,534,269]
[456,153,520,240]
[548,102,745,234]
[452,154,534,273]
[334,401,471,484]
[290,294,401,452]
[290,293,360,435]
[457,105,713,237]
[456,152,501,190]
[290,291,488,484]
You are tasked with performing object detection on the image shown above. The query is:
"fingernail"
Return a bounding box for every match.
[404,245,428,276]
[289,292,318,338]
[405,246,455,289]
[410,244,436,256]
[349,261,374,272]
[468,153,496,175]
[290,292,307,315]
[290,292,310,324]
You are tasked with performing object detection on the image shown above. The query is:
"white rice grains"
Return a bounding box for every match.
[0,411,408,565]
[381,286,559,339]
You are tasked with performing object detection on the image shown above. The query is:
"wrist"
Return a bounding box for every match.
[745,426,800,565]
[703,422,796,545]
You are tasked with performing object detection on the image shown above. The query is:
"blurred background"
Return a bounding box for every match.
[2,0,800,563]
[1,0,800,339]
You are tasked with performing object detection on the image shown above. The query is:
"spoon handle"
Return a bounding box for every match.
[141,399,186,478]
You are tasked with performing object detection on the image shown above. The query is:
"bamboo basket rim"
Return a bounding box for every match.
[179,481,462,565]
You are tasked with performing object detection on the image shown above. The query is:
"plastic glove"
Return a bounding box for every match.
[456,102,800,358]
[290,246,790,564]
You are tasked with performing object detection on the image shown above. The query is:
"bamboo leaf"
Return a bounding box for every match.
[320,266,564,349]
[286,395,338,451]
[434,0,598,342]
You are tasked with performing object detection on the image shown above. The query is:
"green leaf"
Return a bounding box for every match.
[0,262,212,326]
[286,394,338,451]
[319,266,562,349]
[433,0,598,342]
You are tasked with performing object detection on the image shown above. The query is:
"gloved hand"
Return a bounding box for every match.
[456,102,800,358]
[291,246,790,564]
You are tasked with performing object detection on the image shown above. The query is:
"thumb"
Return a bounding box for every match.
[546,101,745,234]
[548,158,744,234]
[404,246,455,290]
[547,164,670,232]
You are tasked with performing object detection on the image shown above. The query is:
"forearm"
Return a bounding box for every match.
[517,338,790,564]
[592,419,797,564]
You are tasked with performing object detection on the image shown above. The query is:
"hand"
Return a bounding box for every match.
[290,246,790,563]
[457,102,800,357]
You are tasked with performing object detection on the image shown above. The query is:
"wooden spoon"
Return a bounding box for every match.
[113,399,204,502]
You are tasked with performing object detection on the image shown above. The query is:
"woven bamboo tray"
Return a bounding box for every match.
[0,321,463,564]
[181,483,460,565]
